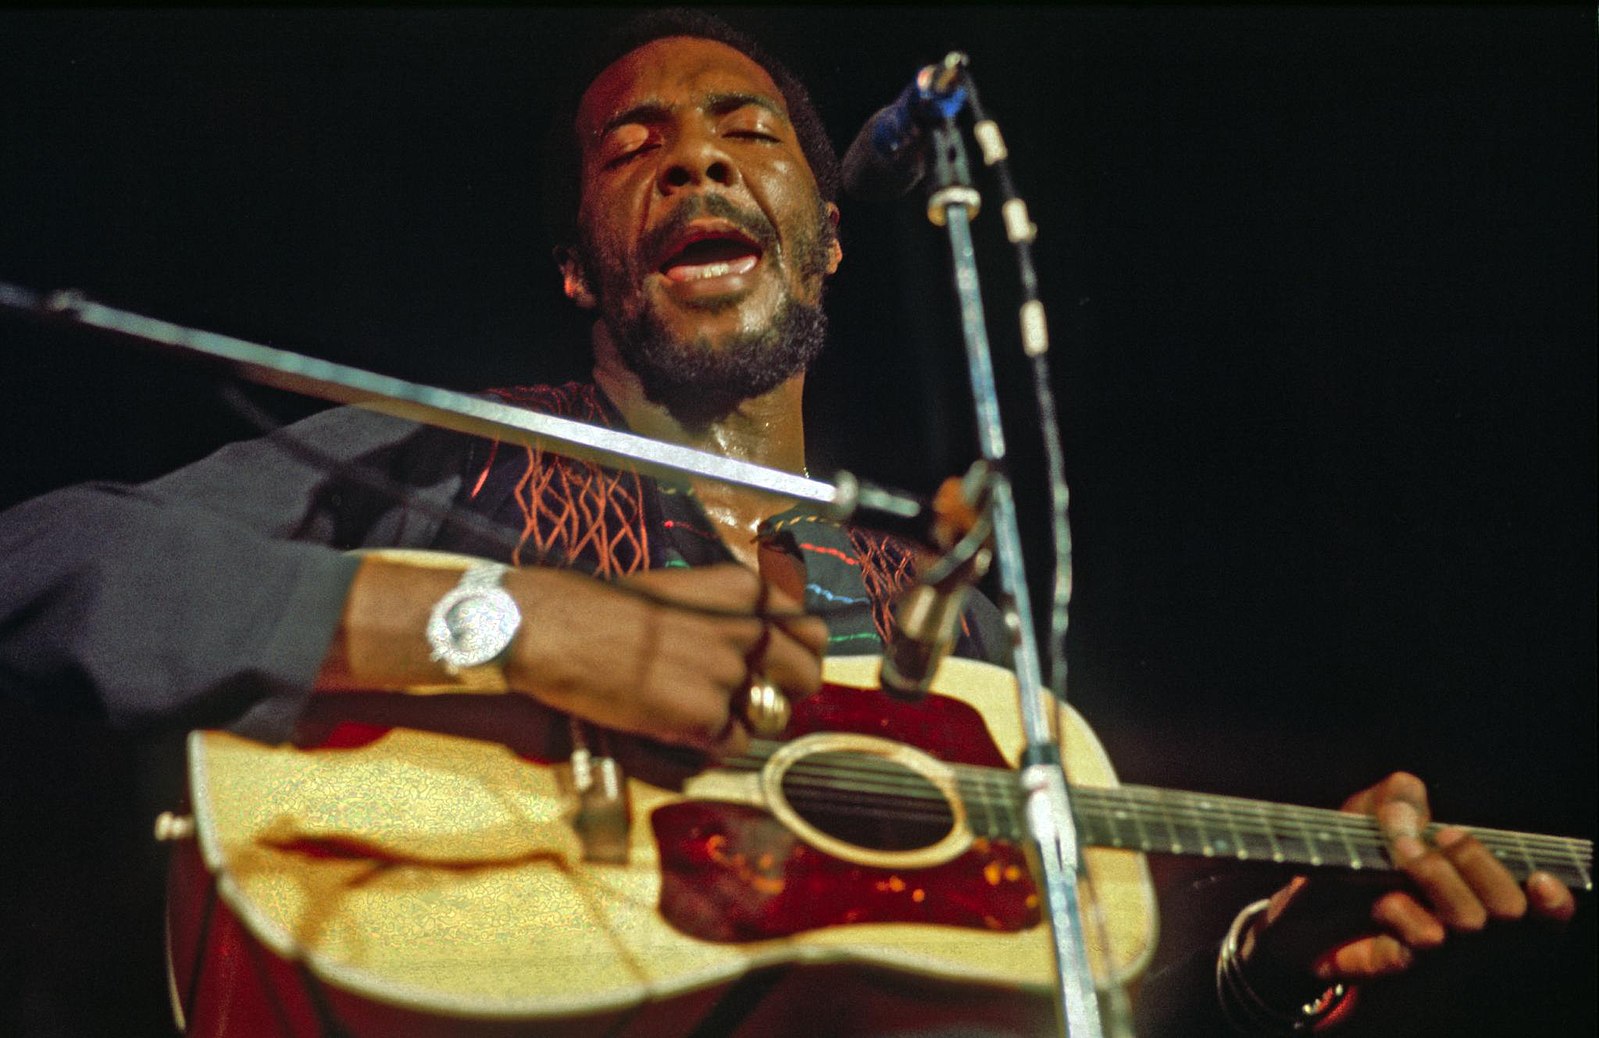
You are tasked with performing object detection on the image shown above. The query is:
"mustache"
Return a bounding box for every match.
[639,194,779,266]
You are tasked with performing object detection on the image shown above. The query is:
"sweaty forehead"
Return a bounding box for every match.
[576,36,789,142]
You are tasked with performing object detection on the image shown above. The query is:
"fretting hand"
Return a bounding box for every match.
[1239,771,1576,1000]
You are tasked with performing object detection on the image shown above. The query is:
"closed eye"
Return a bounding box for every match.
[603,143,659,168]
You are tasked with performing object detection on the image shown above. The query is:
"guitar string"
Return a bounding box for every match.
[777,767,1586,863]
[754,742,1592,863]
[217,400,1592,876]
[749,750,1591,861]
[738,745,1588,855]
[721,749,1591,872]
[762,766,1590,866]
[1097,787,1592,859]
[1067,778,1584,857]
[768,778,1591,880]
[765,785,1589,885]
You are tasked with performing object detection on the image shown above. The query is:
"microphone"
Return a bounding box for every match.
[841,54,969,200]
[880,579,975,700]
[880,466,993,700]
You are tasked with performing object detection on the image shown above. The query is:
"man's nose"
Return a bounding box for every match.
[657,131,738,193]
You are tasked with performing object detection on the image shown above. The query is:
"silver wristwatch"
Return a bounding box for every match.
[425,562,521,688]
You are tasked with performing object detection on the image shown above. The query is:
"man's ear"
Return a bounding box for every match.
[554,245,597,309]
[824,202,843,275]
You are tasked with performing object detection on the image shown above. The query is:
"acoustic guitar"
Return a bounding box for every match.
[165,655,1591,1037]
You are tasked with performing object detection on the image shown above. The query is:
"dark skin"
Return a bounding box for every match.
[318,32,1575,1016]
[560,36,841,571]
[1247,772,1574,998]
[318,37,840,761]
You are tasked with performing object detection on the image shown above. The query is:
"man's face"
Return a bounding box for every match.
[565,36,841,418]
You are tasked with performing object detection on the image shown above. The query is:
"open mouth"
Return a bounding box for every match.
[658,230,763,283]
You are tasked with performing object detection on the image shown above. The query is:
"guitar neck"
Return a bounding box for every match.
[1063,783,1594,891]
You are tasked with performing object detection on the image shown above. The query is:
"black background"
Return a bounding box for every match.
[1,7,1593,1036]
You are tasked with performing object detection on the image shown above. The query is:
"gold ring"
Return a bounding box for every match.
[742,679,792,737]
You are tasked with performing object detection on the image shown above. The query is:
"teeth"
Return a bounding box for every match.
[664,254,759,283]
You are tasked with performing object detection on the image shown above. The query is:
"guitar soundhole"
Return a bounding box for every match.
[781,752,956,852]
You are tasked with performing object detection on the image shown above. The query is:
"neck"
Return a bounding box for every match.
[590,323,809,570]
[590,324,808,474]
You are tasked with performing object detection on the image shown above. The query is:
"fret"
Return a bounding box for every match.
[1420,826,1595,889]
[995,774,1025,843]
[1351,821,1389,871]
[984,771,1023,842]
[1125,792,1156,854]
[1253,800,1287,863]
[1297,812,1326,867]
[968,771,998,840]
[1215,799,1248,861]
[1074,800,1110,850]
[1100,797,1127,849]
[1263,805,1314,866]
[1334,817,1365,870]
[1191,796,1221,858]
[1155,788,1200,856]
[1074,792,1129,850]
[956,771,1591,892]
[1106,802,1132,844]
[1508,831,1537,879]
[1563,840,1593,892]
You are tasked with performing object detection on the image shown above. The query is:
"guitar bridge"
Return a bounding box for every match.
[563,721,632,864]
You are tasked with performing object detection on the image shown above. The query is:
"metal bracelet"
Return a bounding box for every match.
[1216,899,1353,1034]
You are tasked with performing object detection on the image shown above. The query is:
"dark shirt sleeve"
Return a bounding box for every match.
[0,406,472,741]
[1131,864,1297,1037]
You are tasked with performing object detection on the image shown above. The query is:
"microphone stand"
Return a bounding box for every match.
[0,280,940,546]
[919,104,1106,1038]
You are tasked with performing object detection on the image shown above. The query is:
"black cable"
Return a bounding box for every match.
[960,77,1074,706]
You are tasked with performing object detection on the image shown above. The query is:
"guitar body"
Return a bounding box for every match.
[167,656,1156,1037]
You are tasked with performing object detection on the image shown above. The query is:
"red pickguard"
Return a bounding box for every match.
[653,682,1041,943]
[292,681,1042,944]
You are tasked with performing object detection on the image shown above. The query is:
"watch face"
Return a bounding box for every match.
[442,590,519,664]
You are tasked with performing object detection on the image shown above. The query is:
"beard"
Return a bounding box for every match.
[579,195,834,427]
[611,291,828,426]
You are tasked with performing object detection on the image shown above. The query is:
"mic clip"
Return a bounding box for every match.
[880,462,995,701]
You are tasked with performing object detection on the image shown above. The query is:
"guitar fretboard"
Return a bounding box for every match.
[746,742,1594,892]
[955,767,1593,890]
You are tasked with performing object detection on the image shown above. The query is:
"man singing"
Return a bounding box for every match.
[0,10,1576,1036]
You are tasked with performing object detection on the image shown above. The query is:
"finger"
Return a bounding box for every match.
[1434,826,1528,921]
[631,563,766,615]
[709,712,751,759]
[753,629,824,702]
[1370,890,1447,950]
[663,676,760,755]
[1395,838,1490,932]
[751,576,829,659]
[1313,935,1415,982]
[1375,797,1430,870]
[1370,783,1491,931]
[1527,871,1578,924]
[1349,770,1432,823]
[705,568,827,666]
[770,608,830,657]
[619,682,737,753]
[744,581,825,705]
[1252,875,1394,974]
[678,566,822,665]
